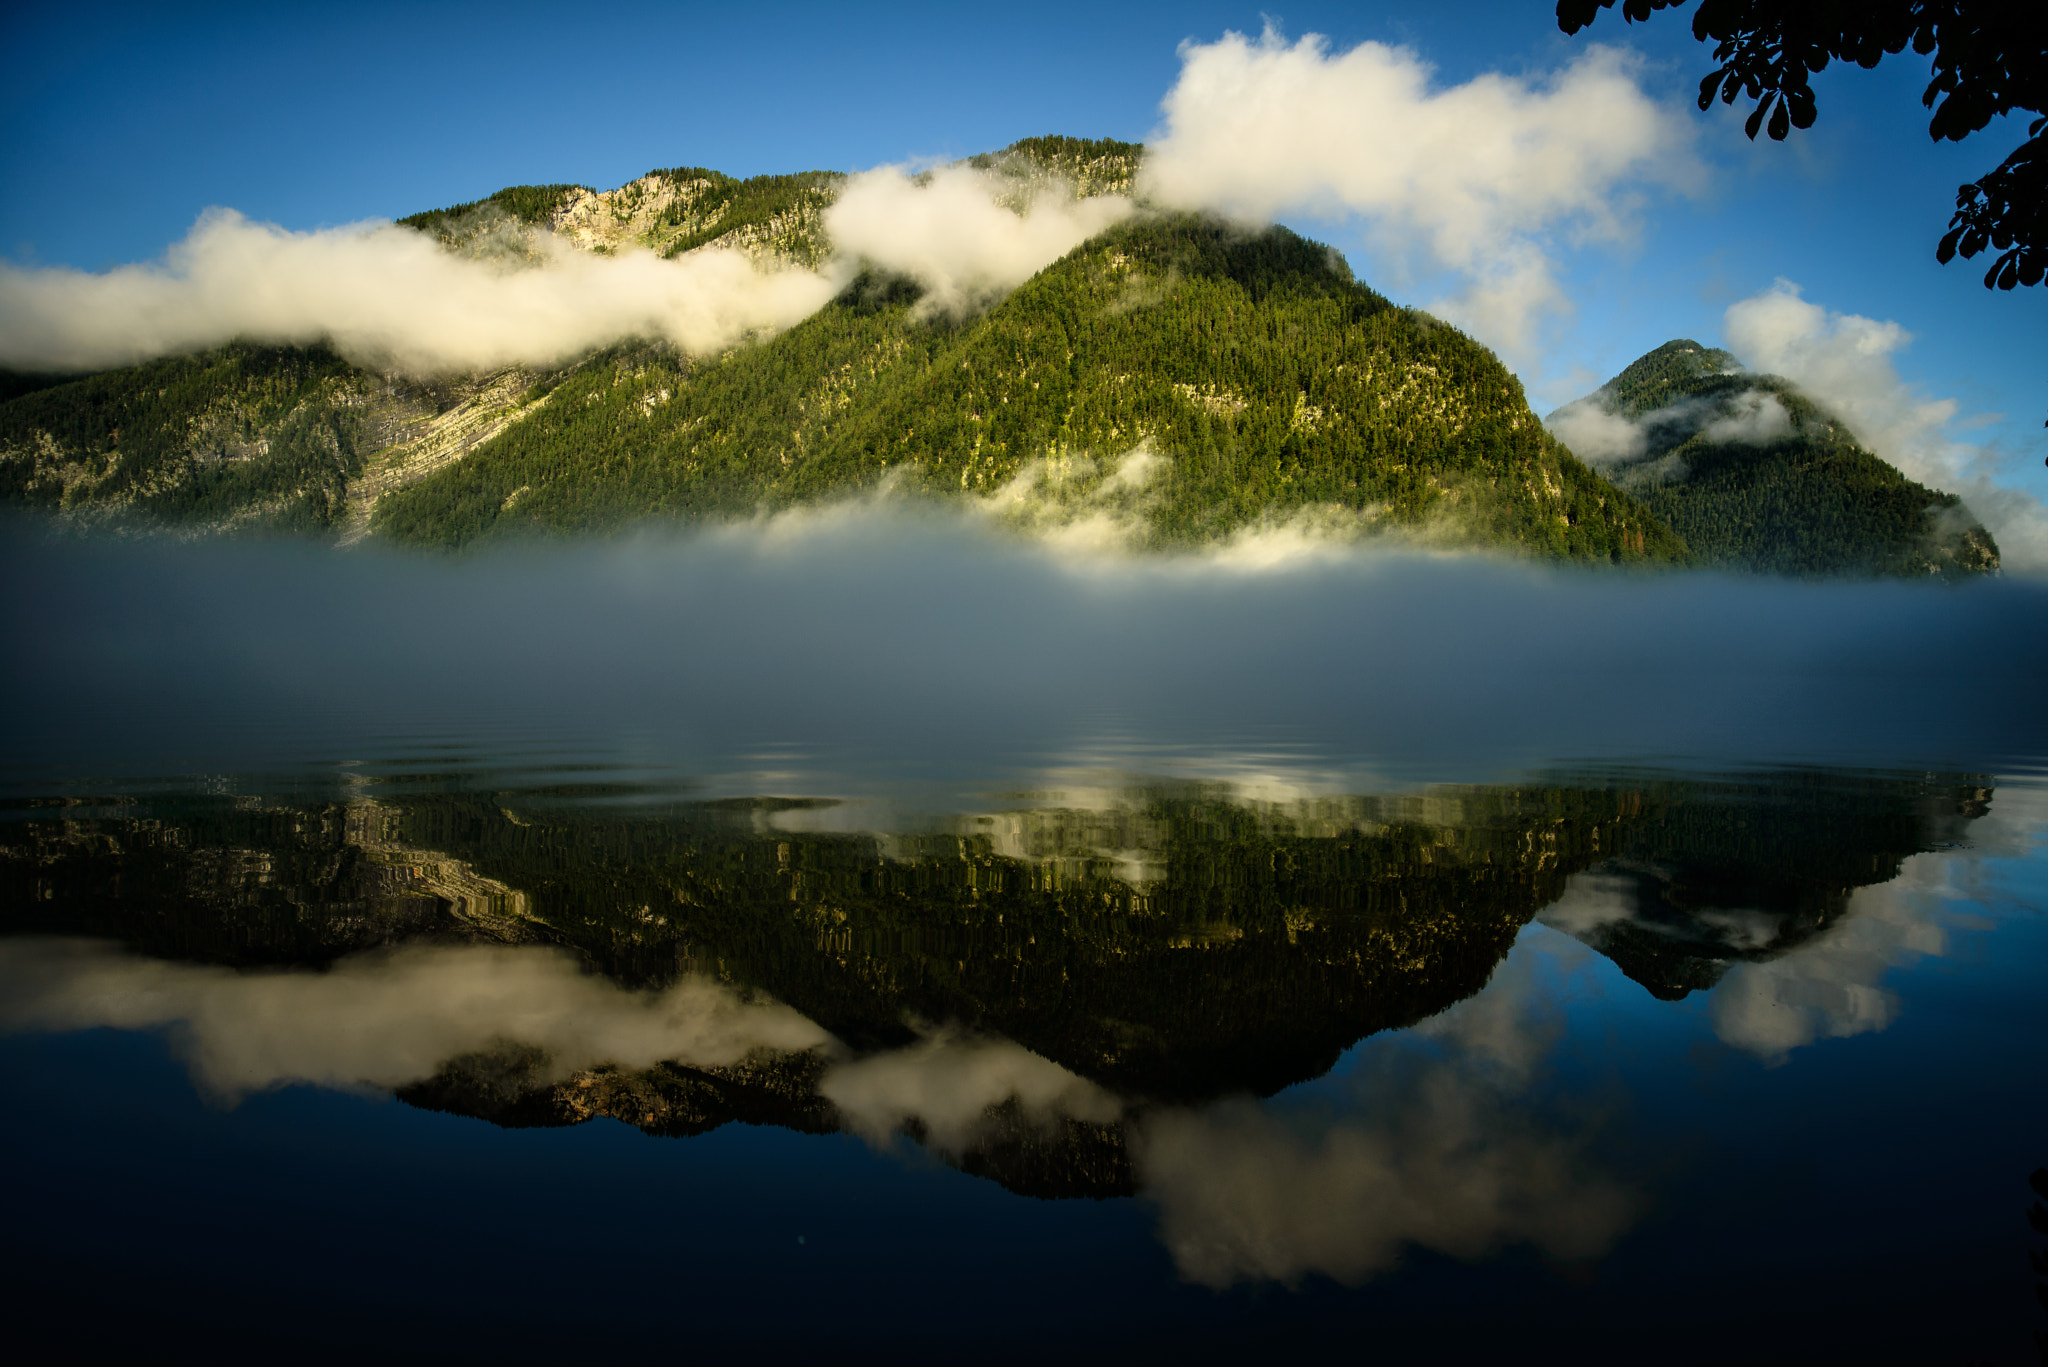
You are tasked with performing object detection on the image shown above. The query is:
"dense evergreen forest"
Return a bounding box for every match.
[397,182,587,234]
[0,344,370,535]
[372,213,1683,562]
[1551,340,1999,576]
[971,135,1143,196]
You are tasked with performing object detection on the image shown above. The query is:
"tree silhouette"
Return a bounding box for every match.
[1555,3,2044,296]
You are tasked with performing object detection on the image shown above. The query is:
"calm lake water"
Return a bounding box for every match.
[5,520,2047,1363]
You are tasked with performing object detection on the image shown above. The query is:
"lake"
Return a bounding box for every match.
[4,513,2046,1363]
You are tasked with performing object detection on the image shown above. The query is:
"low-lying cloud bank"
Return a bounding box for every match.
[0,213,840,374]
[1140,28,1698,359]
[1546,385,1792,470]
[0,25,1691,379]
[7,511,2044,787]
[0,164,1129,375]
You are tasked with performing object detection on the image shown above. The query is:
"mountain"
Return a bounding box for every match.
[0,137,1680,564]
[1,142,1997,572]
[370,210,1680,560]
[1546,340,1999,576]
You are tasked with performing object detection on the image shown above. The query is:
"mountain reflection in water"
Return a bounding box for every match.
[3,763,2032,1304]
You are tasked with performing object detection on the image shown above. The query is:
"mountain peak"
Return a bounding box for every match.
[1605,339,1744,417]
[1547,340,1998,577]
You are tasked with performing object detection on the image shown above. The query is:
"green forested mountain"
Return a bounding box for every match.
[370,213,1680,560]
[1547,340,1999,576]
[0,137,1980,571]
[0,343,371,536]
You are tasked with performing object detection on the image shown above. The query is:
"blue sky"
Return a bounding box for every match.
[4,0,2043,505]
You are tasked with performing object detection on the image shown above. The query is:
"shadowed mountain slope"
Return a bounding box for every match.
[1547,340,1998,576]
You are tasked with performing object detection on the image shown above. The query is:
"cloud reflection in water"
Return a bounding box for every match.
[0,928,1646,1291]
[1541,778,2048,1062]
[820,1028,1121,1153]
[1132,944,1638,1288]
[0,940,832,1100]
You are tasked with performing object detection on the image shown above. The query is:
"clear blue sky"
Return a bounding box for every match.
[4,0,2042,493]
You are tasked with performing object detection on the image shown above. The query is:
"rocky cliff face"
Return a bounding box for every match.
[441,169,841,267]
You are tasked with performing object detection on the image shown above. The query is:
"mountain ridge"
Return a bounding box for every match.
[0,137,1994,573]
[369,211,1683,561]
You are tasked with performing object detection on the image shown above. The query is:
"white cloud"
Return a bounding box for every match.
[0,165,1136,376]
[1701,389,1791,446]
[824,165,1133,317]
[1723,280,2048,569]
[0,939,832,1100]
[0,210,840,375]
[1139,28,1700,359]
[1545,395,1648,466]
[1545,385,1789,471]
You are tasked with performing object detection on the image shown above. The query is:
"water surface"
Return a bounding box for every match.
[4,522,2045,1362]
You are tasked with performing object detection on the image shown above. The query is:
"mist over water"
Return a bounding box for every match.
[5,506,2044,791]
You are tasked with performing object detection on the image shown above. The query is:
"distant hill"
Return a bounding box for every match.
[1546,340,1998,577]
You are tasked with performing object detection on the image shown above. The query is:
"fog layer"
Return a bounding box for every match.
[4,507,2042,785]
